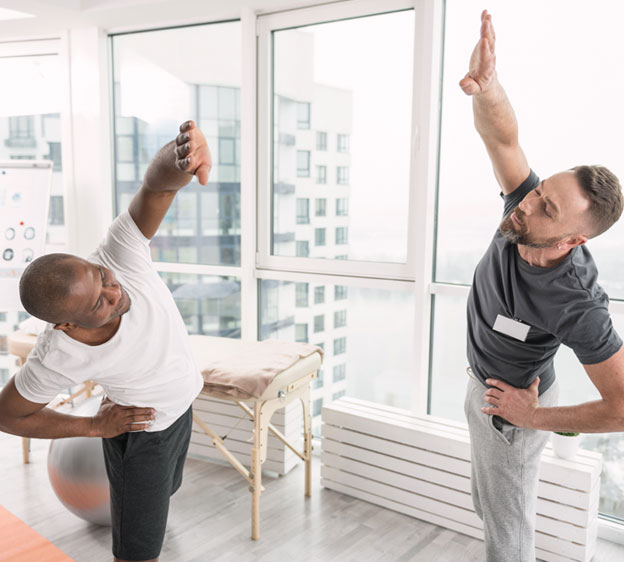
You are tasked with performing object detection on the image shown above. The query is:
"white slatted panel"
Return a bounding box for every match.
[322,397,602,562]
[189,394,303,475]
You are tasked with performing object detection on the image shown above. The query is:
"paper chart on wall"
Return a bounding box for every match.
[0,161,52,311]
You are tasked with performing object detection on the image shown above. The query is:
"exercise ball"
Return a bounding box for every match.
[47,395,111,526]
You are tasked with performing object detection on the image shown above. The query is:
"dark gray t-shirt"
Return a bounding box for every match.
[467,170,622,394]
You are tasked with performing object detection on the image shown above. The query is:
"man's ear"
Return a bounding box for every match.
[53,322,77,333]
[570,234,588,248]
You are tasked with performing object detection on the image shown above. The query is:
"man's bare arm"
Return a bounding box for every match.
[128,120,212,240]
[0,377,155,439]
[460,10,530,194]
[482,346,624,432]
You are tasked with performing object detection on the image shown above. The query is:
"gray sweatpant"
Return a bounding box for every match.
[464,370,559,562]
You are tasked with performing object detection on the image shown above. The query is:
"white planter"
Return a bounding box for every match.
[551,433,581,460]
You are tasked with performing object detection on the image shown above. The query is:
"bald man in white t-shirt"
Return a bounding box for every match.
[0,120,212,562]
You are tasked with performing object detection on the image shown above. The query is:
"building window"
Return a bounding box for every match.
[297,102,310,129]
[45,142,62,172]
[313,368,324,389]
[296,241,310,257]
[296,198,310,224]
[332,390,346,401]
[336,198,349,216]
[336,166,349,185]
[316,131,327,151]
[315,198,326,216]
[315,227,326,246]
[334,336,346,355]
[334,285,348,300]
[337,134,350,153]
[219,138,235,165]
[295,323,309,342]
[296,283,309,307]
[334,310,347,328]
[312,398,323,417]
[314,315,324,333]
[333,363,346,382]
[314,286,325,304]
[335,227,348,245]
[9,115,34,139]
[297,150,311,177]
[316,165,327,184]
[48,196,65,226]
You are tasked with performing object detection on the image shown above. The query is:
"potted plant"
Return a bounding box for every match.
[551,431,581,460]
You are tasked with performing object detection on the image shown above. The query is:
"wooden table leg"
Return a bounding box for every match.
[22,437,30,464]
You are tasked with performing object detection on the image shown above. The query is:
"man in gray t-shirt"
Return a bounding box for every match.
[461,11,624,562]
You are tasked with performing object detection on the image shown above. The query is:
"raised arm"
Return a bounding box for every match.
[459,10,529,195]
[128,120,212,239]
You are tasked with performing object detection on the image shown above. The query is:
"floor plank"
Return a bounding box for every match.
[1,432,623,561]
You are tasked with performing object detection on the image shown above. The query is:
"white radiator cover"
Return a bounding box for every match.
[321,397,602,562]
[189,393,303,475]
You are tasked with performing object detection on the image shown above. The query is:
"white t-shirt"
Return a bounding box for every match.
[14,211,204,432]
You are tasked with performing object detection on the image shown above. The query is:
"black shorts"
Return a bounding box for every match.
[102,406,193,561]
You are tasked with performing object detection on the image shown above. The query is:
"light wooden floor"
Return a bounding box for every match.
[2,432,624,562]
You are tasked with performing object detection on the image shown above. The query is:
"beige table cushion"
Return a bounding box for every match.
[189,335,322,401]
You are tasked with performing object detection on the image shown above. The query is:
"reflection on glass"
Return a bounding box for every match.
[159,273,241,338]
[259,278,415,435]
[271,10,414,263]
[112,22,242,266]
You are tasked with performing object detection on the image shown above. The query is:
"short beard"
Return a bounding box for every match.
[499,213,562,249]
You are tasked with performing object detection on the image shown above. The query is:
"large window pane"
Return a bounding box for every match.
[0,50,65,388]
[271,10,414,263]
[159,273,241,337]
[436,0,624,292]
[112,22,242,266]
[259,279,415,435]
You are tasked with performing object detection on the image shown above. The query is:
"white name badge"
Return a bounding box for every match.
[493,314,530,342]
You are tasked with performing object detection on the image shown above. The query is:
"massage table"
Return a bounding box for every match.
[188,335,322,540]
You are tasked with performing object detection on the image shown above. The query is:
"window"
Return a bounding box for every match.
[316,165,327,184]
[45,142,62,172]
[314,315,324,333]
[297,101,310,129]
[313,369,324,389]
[111,21,242,267]
[314,286,325,304]
[267,8,415,267]
[315,198,327,216]
[297,150,310,177]
[333,337,346,355]
[336,166,349,185]
[312,398,323,417]
[336,198,349,216]
[295,323,308,343]
[315,227,326,246]
[296,241,309,257]
[335,227,348,245]
[296,283,309,307]
[334,285,348,300]
[333,363,346,382]
[316,131,327,151]
[296,198,310,224]
[332,390,346,401]
[334,310,347,328]
[337,134,350,153]
[8,116,35,143]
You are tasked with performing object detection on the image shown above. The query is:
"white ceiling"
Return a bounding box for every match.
[0,0,317,38]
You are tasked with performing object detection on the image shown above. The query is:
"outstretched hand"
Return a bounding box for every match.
[459,9,497,96]
[174,120,212,186]
[482,377,540,428]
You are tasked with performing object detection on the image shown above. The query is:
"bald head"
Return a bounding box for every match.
[19,253,82,323]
